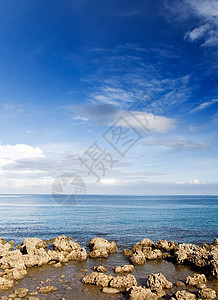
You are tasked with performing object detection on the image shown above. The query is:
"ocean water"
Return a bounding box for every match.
[0,194,217,246]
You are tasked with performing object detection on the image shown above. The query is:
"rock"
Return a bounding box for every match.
[14,288,28,297]
[23,248,50,267]
[38,285,57,294]
[20,238,47,254]
[29,291,38,296]
[212,239,218,246]
[67,247,87,261]
[130,251,146,265]
[0,277,14,290]
[0,243,12,257]
[92,266,107,273]
[176,281,185,287]
[129,286,158,300]
[28,297,39,300]
[102,287,120,294]
[109,274,137,290]
[140,239,154,247]
[155,240,176,252]
[171,290,196,300]
[53,235,81,252]
[146,273,173,289]
[80,269,88,273]
[196,283,207,289]
[89,249,109,258]
[82,272,114,287]
[12,268,27,280]
[114,265,134,273]
[0,238,7,245]
[185,274,207,286]
[152,287,166,297]
[121,249,133,257]
[53,262,62,268]
[144,249,162,260]
[88,237,118,254]
[198,287,216,299]
[173,243,218,278]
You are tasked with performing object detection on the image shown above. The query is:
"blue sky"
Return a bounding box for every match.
[0,0,217,194]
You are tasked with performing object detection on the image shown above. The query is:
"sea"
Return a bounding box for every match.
[0,194,217,246]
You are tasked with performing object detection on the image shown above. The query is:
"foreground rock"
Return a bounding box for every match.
[38,285,57,294]
[129,286,158,300]
[82,272,114,287]
[185,274,207,286]
[114,265,134,273]
[102,287,120,294]
[88,238,118,258]
[92,266,107,273]
[198,287,216,299]
[146,273,173,289]
[82,272,137,291]
[171,290,196,300]
[130,251,146,265]
[173,241,218,278]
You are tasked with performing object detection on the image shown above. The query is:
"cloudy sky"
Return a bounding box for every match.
[0,0,217,194]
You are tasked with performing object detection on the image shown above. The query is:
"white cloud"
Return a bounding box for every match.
[189,179,200,184]
[184,0,218,46]
[0,144,45,167]
[191,98,218,112]
[143,139,211,151]
[72,115,89,121]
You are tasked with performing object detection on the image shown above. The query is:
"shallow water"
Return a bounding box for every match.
[0,252,217,299]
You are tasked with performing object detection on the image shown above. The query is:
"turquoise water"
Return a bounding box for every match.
[0,194,217,246]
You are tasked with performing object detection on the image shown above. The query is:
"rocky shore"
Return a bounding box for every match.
[0,236,217,299]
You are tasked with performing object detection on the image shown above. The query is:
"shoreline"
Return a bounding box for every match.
[0,236,217,299]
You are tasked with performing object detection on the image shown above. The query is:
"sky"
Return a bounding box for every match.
[0,0,218,195]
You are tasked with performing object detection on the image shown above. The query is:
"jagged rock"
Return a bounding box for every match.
[173,243,218,278]
[82,272,114,287]
[146,273,172,289]
[20,238,47,254]
[176,281,185,287]
[0,243,12,257]
[38,285,57,294]
[67,248,87,261]
[130,251,146,265]
[102,287,120,294]
[88,238,117,258]
[196,283,207,289]
[198,287,216,299]
[92,266,107,273]
[23,248,50,267]
[88,249,109,258]
[144,249,162,260]
[129,286,158,300]
[185,274,207,286]
[109,274,137,290]
[52,235,81,252]
[0,277,14,290]
[171,290,196,300]
[0,250,25,270]
[140,239,154,247]
[121,249,133,256]
[212,239,218,246]
[47,249,68,263]
[12,268,27,280]
[0,238,7,245]
[14,288,28,297]
[114,265,134,273]
[155,240,176,252]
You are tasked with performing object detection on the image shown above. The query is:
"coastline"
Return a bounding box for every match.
[0,236,217,299]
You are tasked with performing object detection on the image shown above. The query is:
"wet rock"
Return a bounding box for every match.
[47,249,68,263]
[173,243,218,278]
[176,281,185,287]
[29,291,38,296]
[0,277,14,290]
[130,251,146,265]
[12,268,27,280]
[92,266,107,273]
[144,249,162,260]
[28,297,39,300]
[88,249,109,258]
[198,287,216,299]
[67,247,87,261]
[129,286,158,300]
[146,273,173,289]
[109,274,137,290]
[212,239,218,246]
[140,239,154,248]
[121,249,133,257]
[196,283,206,289]
[53,262,62,268]
[53,235,81,252]
[14,287,28,297]
[38,285,57,294]
[0,238,7,245]
[20,238,47,254]
[102,287,120,294]
[171,290,196,300]
[82,272,113,287]
[88,237,118,254]
[155,240,176,252]
[114,265,134,273]
[185,274,207,286]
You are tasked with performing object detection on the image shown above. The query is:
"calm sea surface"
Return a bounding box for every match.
[0,194,217,246]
